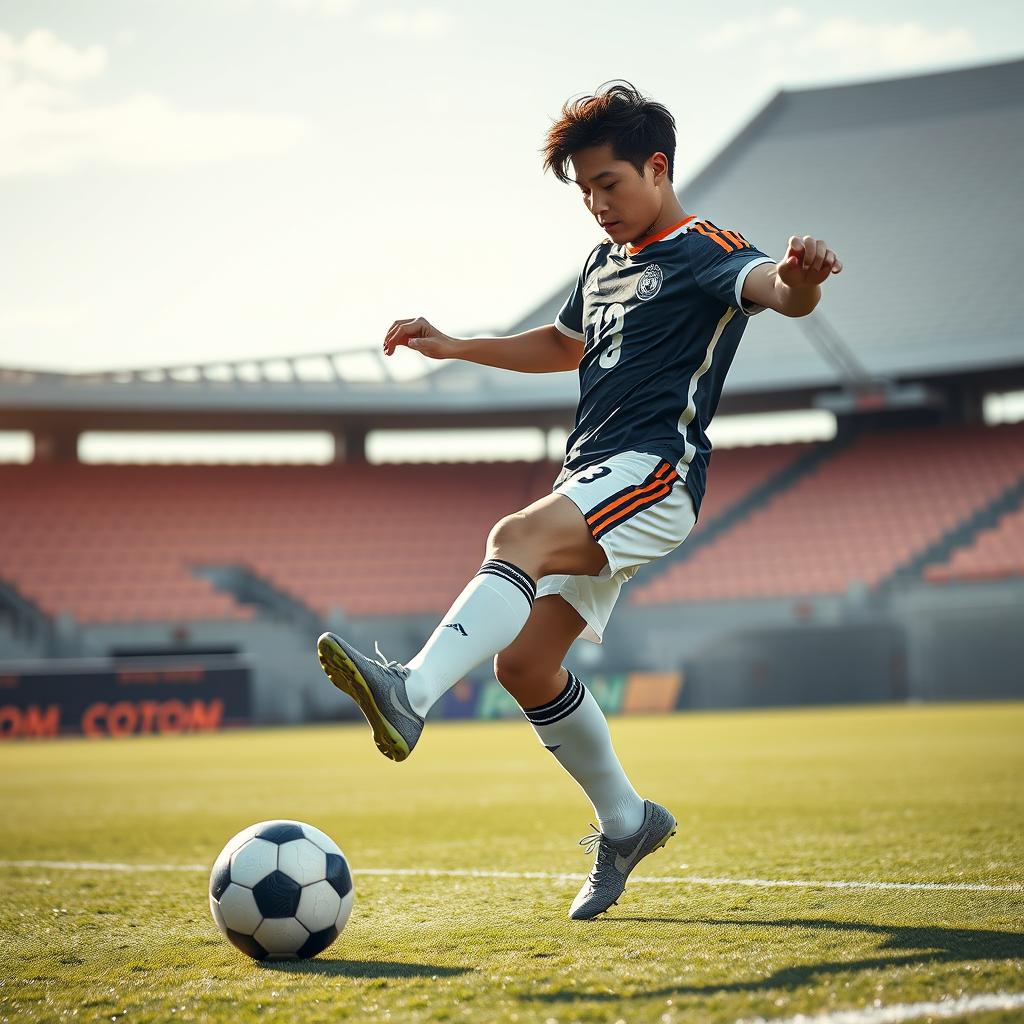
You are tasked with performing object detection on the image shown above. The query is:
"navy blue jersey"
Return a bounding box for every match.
[554,215,774,518]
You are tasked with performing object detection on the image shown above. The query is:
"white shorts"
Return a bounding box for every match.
[535,450,698,644]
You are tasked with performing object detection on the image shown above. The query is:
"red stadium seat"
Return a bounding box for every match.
[8,430,1015,623]
[630,423,1024,604]
[926,503,1024,584]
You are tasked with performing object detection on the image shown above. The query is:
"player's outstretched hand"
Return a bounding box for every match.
[383,317,453,360]
[777,236,843,289]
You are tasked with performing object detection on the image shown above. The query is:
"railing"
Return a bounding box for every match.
[0,344,456,390]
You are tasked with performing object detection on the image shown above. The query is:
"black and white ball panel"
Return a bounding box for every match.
[209,819,354,961]
[295,879,343,933]
[325,852,353,899]
[252,870,301,918]
[219,883,263,933]
[253,916,310,956]
[299,822,342,856]
[253,821,305,845]
[209,846,232,900]
[297,924,340,960]
[278,838,327,886]
[230,837,278,888]
[227,928,268,961]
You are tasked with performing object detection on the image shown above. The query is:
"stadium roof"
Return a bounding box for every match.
[2,57,1022,435]
[442,56,1024,399]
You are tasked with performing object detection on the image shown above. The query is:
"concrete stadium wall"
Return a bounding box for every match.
[611,577,1024,708]
[71,617,356,725]
[891,579,1024,700]
[13,576,1021,727]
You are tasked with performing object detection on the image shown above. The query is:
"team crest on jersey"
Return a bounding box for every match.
[636,263,663,301]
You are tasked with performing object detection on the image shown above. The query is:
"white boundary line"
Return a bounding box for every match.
[0,861,1021,893]
[736,991,1024,1024]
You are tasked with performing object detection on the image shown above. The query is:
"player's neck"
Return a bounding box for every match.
[632,195,688,246]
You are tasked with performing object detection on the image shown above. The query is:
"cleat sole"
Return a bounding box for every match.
[317,633,411,762]
[655,827,677,852]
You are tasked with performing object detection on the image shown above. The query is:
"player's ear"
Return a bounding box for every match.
[647,152,669,186]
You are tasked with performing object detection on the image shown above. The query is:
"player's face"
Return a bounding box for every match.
[570,143,663,245]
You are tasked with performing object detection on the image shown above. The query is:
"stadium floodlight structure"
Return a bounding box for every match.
[1,58,1022,461]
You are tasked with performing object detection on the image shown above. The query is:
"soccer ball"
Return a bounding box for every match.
[209,819,354,961]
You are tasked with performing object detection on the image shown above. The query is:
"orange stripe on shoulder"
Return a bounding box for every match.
[693,222,733,252]
[722,229,747,249]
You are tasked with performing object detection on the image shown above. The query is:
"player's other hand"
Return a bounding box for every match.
[777,236,843,289]
[383,317,453,360]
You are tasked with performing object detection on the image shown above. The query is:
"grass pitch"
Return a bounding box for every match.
[1,702,1022,1024]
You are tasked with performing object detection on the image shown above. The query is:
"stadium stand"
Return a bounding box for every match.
[683,442,811,538]
[6,428,1023,624]
[0,447,816,623]
[925,497,1024,584]
[631,423,1024,604]
[0,462,553,623]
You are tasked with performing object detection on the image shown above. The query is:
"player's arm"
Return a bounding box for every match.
[741,235,843,317]
[383,318,582,373]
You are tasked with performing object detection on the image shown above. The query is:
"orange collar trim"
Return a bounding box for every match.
[626,215,696,256]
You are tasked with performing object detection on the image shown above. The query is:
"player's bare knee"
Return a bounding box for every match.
[494,651,565,707]
[487,513,530,551]
[486,513,553,570]
[493,648,531,690]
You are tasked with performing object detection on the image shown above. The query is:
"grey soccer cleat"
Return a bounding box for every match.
[316,631,424,762]
[569,800,677,920]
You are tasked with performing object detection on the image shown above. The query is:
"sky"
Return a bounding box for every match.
[2,0,1021,376]
[0,1,1021,461]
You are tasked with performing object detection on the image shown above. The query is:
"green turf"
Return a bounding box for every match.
[1,702,1022,1024]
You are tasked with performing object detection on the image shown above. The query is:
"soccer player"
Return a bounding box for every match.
[317,81,842,920]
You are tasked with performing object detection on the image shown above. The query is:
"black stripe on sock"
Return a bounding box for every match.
[484,559,536,598]
[532,681,586,726]
[477,559,536,606]
[524,671,579,715]
[524,672,586,726]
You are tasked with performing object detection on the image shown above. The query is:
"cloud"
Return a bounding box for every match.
[223,0,358,16]
[0,306,87,330]
[273,0,357,15]
[0,28,311,177]
[701,10,978,79]
[0,28,106,82]
[367,8,453,37]
[701,6,805,50]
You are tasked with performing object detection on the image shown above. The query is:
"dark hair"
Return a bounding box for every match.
[542,80,676,185]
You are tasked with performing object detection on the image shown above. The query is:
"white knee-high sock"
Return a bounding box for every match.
[524,671,646,839]
[403,558,536,718]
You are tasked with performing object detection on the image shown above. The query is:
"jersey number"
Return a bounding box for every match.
[585,302,625,369]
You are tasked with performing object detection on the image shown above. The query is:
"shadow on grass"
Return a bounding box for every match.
[258,958,473,979]
[520,917,1024,1004]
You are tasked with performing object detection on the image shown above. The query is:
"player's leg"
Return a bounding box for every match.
[493,594,645,838]
[316,491,605,761]
[494,591,677,920]
[516,452,696,917]
[399,488,608,710]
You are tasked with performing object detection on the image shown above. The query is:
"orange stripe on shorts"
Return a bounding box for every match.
[594,472,678,535]
[586,463,675,530]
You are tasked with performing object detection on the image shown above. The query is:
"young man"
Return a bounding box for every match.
[317,82,842,920]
